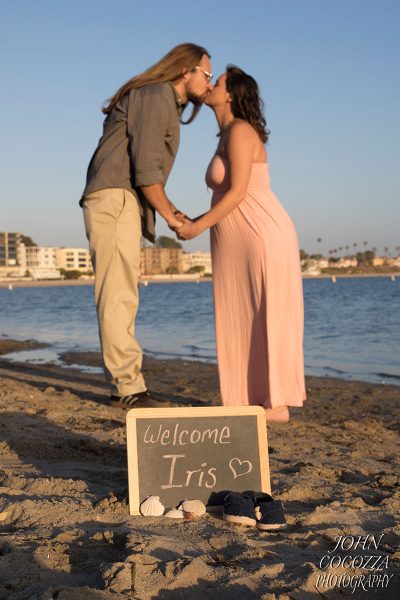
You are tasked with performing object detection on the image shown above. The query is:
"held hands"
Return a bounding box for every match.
[167,209,187,233]
[176,217,201,241]
[166,207,202,240]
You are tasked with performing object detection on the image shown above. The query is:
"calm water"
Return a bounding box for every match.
[0,278,399,385]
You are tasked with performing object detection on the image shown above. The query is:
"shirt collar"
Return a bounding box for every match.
[167,82,183,115]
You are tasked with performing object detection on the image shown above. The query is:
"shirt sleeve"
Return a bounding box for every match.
[128,85,171,187]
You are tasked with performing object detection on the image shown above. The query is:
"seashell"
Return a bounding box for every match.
[179,500,206,517]
[164,508,184,519]
[140,495,165,517]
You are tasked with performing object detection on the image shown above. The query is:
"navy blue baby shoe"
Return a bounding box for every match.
[254,493,287,531]
[223,491,287,530]
[223,491,257,526]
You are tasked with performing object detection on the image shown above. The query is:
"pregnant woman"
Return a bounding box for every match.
[178,66,306,422]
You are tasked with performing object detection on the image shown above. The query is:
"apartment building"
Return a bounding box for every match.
[0,231,28,277]
[25,246,58,269]
[22,246,60,279]
[140,247,183,275]
[0,231,22,266]
[56,248,93,273]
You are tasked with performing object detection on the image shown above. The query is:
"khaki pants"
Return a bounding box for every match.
[83,188,146,397]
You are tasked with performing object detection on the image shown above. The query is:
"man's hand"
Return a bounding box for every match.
[176,218,201,240]
[166,205,189,232]
[172,207,187,219]
[167,213,185,232]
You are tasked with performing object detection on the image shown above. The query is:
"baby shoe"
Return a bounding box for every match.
[254,493,287,531]
[223,491,257,526]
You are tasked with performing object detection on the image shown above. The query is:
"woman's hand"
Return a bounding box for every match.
[177,218,202,240]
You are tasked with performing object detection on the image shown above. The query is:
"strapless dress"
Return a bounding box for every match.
[205,154,306,408]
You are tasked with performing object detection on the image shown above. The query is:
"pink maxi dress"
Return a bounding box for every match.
[207,154,306,408]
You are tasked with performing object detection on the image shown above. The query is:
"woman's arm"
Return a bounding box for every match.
[178,121,257,240]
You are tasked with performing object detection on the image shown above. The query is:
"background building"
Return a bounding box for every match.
[25,246,58,269]
[0,231,26,277]
[140,247,183,275]
[56,248,93,273]
[24,246,60,279]
[0,231,21,267]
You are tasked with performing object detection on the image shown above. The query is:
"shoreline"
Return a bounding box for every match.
[0,341,399,598]
[0,271,399,288]
[1,338,399,388]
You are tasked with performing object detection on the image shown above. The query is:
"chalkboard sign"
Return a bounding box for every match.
[126,406,270,515]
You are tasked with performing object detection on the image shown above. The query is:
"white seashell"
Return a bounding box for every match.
[179,500,206,517]
[164,508,184,519]
[140,495,165,517]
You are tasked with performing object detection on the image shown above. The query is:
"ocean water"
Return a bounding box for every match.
[0,277,399,385]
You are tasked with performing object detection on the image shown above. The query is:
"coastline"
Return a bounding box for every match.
[0,339,399,598]
[0,271,399,288]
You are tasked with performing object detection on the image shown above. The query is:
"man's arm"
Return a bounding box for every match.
[139,183,184,230]
[128,87,183,230]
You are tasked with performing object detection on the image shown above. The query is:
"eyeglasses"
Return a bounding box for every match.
[192,66,213,82]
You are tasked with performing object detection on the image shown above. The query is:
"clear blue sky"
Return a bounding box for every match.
[1,0,399,255]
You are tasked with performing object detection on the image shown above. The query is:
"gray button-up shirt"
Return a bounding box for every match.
[81,82,181,242]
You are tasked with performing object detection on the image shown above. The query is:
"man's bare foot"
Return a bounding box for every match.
[264,406,290,422]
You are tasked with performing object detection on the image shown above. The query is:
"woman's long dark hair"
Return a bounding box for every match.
[225,65,270,143]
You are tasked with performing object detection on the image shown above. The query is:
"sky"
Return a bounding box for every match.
[0,0,399,255]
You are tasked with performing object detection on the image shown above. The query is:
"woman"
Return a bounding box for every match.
[178,66,306,422]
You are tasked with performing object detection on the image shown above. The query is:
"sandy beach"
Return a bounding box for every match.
[0,339,399,599]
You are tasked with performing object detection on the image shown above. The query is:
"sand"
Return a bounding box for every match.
[0,339,399,599]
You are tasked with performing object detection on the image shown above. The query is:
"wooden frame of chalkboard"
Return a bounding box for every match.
[126,406,270,516]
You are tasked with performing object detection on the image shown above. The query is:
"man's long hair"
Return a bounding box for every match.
[102,43,210,124]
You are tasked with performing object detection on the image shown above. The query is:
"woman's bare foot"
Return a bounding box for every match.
[264,406,290,422]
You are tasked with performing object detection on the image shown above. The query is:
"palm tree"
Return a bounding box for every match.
[363,241,368,246]
[384,246,389,255]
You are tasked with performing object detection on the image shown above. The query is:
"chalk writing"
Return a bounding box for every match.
[161,455,218,489]
[143,423,231,446]
[229,458,253,479]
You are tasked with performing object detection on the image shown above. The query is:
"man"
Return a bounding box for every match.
[80,43,212,409]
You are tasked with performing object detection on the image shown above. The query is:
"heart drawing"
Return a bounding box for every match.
[229,458,253,479]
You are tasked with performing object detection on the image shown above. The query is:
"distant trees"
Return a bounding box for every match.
[60,269,81,280]
[21,235,37,246]
[299,249,309,261]
[155,236,182,249]
[186,265,205,274]
[356,250,375,266]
